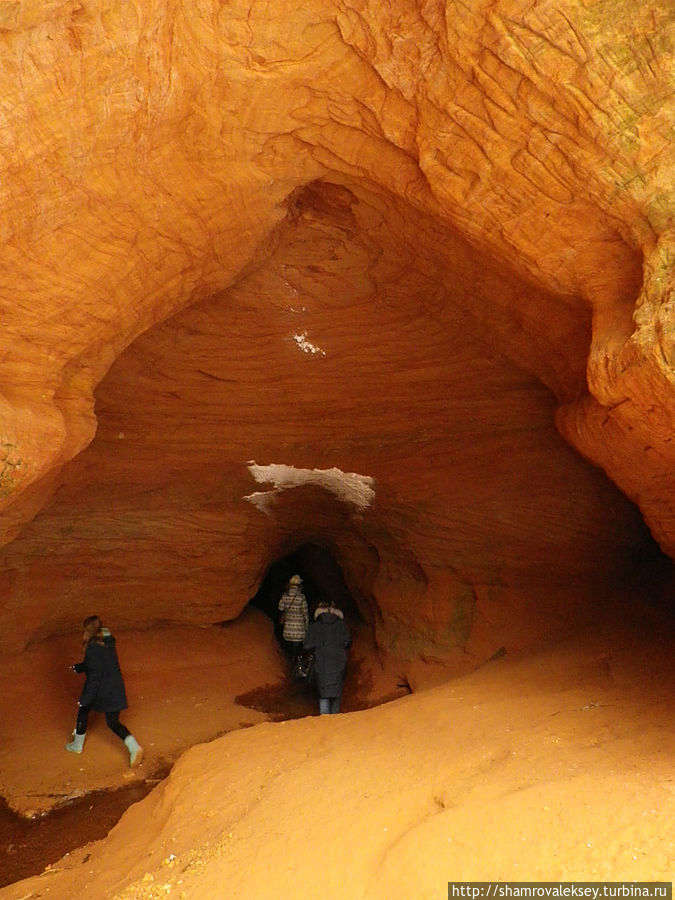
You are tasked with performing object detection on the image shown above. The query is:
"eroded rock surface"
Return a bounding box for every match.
[0,0,673,653]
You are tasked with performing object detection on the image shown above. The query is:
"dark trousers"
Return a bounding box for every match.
[76,706,130,741]
[283,639,303,661]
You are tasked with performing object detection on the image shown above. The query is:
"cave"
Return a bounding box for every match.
[250,542,364,628]
[0,0,674,895]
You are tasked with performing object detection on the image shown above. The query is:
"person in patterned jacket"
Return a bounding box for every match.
[278,574,309,662]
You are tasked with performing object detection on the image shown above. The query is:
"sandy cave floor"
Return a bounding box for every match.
[0,605,673,897]
[0,606,405,885]
[0,609,289,819]
[0,607,405,815]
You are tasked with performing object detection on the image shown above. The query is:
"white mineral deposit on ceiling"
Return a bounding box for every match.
[244,462,375,514]
[292,331,326,355]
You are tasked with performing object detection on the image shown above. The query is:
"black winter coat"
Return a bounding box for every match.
[76,633,128,712]
[303,612,351,699]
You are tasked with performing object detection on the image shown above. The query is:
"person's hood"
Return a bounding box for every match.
[314,605,343,620]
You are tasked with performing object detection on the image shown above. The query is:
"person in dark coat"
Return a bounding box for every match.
[65,615,143,767]
[303,601,352,714]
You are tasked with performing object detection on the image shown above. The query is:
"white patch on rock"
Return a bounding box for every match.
[292,332,326,356]
[244,463,375,514]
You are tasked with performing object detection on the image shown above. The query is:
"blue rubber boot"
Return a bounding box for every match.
[65,731,86,754]
[124,735,143,767]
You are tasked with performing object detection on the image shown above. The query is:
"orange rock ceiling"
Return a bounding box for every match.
[0,0,673,655]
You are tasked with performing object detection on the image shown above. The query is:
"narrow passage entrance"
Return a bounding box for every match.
[241,542,367,718]
[250,541,363,641]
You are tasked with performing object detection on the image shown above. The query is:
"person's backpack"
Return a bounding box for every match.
[292,648,315,683]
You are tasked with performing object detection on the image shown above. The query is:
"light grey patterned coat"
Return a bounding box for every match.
[278,585,309,641]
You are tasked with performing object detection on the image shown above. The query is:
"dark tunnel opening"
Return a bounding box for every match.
[237,541,380,720]
[249,541,365,642]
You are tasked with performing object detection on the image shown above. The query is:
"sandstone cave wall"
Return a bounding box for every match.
[0,182,655,658]
[0,0,674,654]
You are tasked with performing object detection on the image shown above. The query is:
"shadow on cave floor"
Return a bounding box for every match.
[0,777,166,890]
[235,652,410,721]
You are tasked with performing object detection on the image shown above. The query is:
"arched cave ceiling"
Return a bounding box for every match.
[0,0,673,654]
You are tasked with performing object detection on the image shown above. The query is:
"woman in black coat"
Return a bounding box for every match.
[65,615,143,767]
[303,602,352,714]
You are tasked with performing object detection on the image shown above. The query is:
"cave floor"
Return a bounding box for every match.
[0,610,673,897]
[1,606,673,894]
[0,610,280,819]
[0,607,404,887]
[0,608,402,820]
